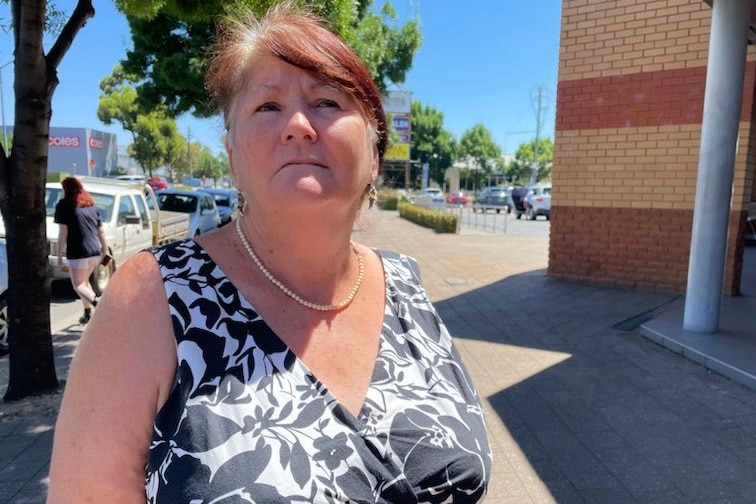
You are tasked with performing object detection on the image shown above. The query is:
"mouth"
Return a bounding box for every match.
[282,159,328,170]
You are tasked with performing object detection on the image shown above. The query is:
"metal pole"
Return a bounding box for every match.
[530,86,543,186]
[187,127,192,186]
[683,0,752,333]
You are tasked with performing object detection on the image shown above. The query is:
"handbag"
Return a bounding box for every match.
[100,253,113,267]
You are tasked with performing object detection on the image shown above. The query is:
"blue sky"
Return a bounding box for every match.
[0,0,561,157]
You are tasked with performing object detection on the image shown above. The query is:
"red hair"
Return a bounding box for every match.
[61,177,95,207]
[205,2,387,162]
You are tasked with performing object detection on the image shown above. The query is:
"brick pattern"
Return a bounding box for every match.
[552,125,700,209]
[559,0,712,80]
[553,0,756,293]
[548,205,745,294]
[557,62,756,135]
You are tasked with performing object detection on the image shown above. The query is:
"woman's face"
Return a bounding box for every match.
[226,53,378,216]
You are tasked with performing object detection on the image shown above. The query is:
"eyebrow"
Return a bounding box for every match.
[253,80,339,93]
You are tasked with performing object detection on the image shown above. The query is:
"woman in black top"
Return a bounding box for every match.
[54,177,108,324]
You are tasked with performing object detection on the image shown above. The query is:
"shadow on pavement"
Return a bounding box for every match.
[434,270,756,503]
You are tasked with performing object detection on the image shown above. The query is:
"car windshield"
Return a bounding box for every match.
[45,188,114,221]
[212,195,231,207]
[157,193,197,213]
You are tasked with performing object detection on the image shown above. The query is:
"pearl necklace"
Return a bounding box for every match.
[235,218,364,311]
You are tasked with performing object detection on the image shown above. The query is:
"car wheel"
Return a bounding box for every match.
[0,297,7,349]
[90,259,115,297]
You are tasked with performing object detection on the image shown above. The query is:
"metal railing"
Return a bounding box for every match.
[441,204,510,234]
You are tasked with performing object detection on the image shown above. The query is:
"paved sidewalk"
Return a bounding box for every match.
[2,209,756,503]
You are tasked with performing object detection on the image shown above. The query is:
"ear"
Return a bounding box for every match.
[370,142,380,182]
[225,136,238,181]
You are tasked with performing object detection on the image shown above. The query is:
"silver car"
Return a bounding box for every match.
[524,184,552,220]
[155,189,221,237]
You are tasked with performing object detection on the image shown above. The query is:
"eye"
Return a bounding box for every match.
[256,102,280,112]
[316,99,340,109]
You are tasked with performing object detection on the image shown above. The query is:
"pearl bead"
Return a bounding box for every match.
[235,218,364,311]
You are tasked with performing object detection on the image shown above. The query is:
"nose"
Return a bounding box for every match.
[281,109,317,143]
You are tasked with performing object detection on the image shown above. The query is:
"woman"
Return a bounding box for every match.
[47,3,491,502]
[54,177,107,324]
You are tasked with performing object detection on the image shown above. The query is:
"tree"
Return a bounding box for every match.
[458,124,502,190]
[506,138,554,185]
[97,65,140,146]
[131,113,182,177]
[194,146,226,184]
[1,1,95,401]
[409,100,455,186]
[116,0,421,118]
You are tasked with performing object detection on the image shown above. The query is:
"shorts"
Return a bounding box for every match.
[67,256,100,270]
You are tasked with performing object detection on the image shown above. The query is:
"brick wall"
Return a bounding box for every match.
[551,0,756,295]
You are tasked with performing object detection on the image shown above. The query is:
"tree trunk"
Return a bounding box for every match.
[2,0,94,401]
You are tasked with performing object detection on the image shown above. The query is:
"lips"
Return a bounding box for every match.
[281,160,328,170]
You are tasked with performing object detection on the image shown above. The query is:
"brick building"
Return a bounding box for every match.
[550,0,756,311]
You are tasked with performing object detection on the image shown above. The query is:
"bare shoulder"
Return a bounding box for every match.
[48,249,175,501]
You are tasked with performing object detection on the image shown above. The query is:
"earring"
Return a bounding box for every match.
[366,183,378,209]
[237,192,247,216]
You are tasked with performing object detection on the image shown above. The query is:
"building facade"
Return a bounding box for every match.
[550,0,756,295]
[47,127,118,178]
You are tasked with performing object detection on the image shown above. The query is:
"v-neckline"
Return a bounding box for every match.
[195,241,391,425]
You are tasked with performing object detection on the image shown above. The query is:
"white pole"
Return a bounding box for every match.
[684,0,753,332]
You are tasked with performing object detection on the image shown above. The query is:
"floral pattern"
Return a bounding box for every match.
[146,239,491,503]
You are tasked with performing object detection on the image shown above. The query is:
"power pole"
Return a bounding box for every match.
[187,127,193,186]
[530,85,543,186]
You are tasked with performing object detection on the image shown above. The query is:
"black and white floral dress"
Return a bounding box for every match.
[145,240,492,503]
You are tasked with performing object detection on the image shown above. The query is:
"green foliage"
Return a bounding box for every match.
[132,112,182,176]
[398,202,457,233]
[505,137,554,185]
[409,100,456,186]
[376,188,399,210]
[115,0,422,118]
[97,66,141,135]
[458,124,503,188]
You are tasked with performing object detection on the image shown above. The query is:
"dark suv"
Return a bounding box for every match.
[474,186,509,213]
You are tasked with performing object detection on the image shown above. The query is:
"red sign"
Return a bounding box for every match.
[49,135,81,148]
[88,137,104,149]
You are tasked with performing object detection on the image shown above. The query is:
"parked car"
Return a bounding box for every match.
[147,175,169,191]
[446,190,469,205]
[156,189,221,237]
[0,237,6,356]
[414,187,445,210]
[114,174,146,183]
[473,186,509,213]
[524,184,552,220]
[201,187,238,226]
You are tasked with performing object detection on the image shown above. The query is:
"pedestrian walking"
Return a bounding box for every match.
[54,177,107,324]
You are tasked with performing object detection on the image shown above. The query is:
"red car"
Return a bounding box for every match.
[446,190,469,205]
[147,176,169,190]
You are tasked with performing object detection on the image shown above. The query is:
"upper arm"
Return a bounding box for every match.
[47,251,177,503]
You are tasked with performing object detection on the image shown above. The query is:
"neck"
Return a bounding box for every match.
[236,215,360,306]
